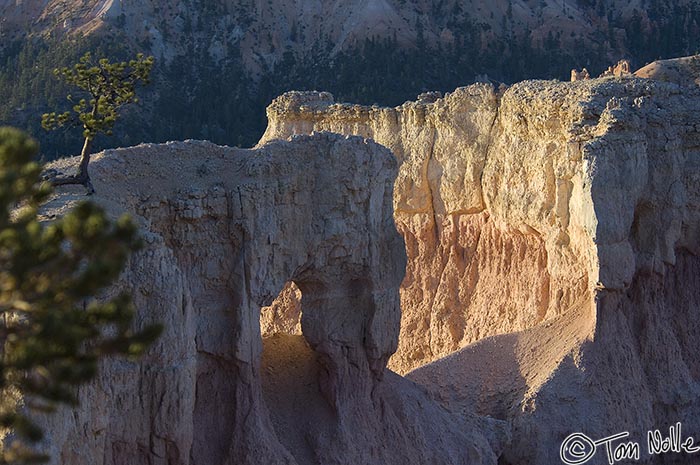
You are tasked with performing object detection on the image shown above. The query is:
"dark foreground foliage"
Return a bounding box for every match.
[0,127,161,464]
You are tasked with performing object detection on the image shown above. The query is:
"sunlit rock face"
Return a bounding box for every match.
[261,79,700,464]
[6,72,700,465]
[18,132,506,465]
[260,83,594,373]
[634,54,700,87]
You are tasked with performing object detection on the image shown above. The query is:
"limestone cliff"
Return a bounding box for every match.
[260,84,595,373]
[260,78,700,464]
[634,54,700,87]
[16,133,505,465]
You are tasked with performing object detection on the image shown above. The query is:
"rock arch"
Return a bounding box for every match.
[230,133,406,421]
[30,132,504,465]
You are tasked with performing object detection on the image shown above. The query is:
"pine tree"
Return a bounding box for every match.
[0,127,161,464]
[41,52,154,195]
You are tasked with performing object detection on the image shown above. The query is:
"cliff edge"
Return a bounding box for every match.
[4,72,700,465]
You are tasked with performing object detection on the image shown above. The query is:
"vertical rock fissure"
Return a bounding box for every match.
[425,126,441,242]
[479,94,501,211]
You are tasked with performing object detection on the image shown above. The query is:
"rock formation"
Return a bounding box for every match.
[5,70,700,465]
[600,58,632,78]
[260,86,592,373]
[260,78,700,464]
[635,54,700,87]
[570,67,590,81]
[17,132,505,465]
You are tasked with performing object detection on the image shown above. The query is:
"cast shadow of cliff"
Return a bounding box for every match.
[407,298,596,464]
[260,331,510,465]
[409,250,700,465]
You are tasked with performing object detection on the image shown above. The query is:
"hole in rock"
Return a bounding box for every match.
[260,281,335,465]
[260,281,302,338]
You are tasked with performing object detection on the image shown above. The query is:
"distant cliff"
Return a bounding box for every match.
[2,0,699,73]
[2,0,700,158]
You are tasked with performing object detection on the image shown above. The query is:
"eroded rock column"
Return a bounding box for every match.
[239,134,405,415]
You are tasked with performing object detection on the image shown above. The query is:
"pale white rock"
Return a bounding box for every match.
[12,132,506,465]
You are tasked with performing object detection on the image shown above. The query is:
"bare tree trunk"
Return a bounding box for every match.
[0,311,6,355]
[76,137,91,182]
[49,136,95,195]
[76,137,94,194]
[49,101,98,195]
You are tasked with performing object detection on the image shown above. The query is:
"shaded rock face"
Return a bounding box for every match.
[409,254,700,465]
[24,133,505,465]
[260,79,700,463]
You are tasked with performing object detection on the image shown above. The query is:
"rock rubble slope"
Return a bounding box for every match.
[260,77,700,464]
[16,133,506,465]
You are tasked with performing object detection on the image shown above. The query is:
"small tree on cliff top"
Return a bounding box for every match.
[0,127,161,464]
[42,52,154,195]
